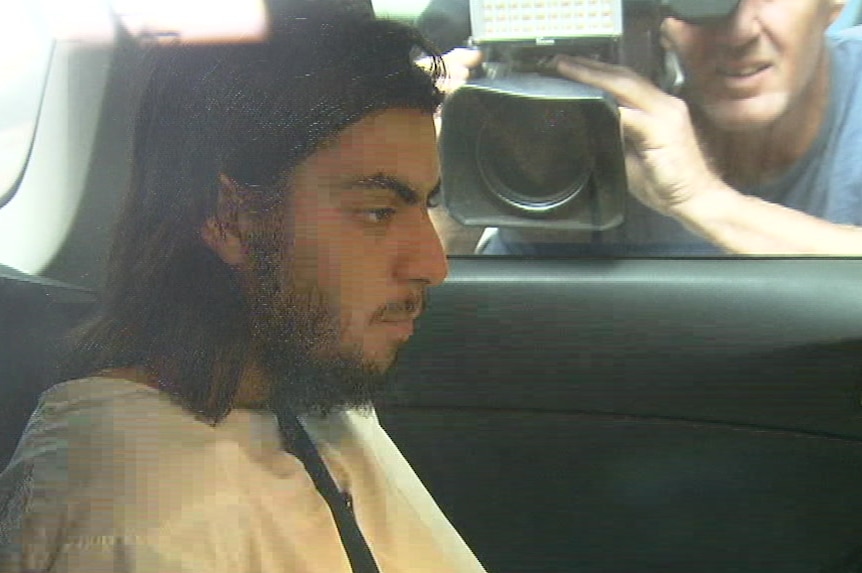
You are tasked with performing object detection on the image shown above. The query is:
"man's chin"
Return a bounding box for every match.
[360,335,412,371]
[700,94,790,132]
[265,345,399,418]
[365,349,400,373]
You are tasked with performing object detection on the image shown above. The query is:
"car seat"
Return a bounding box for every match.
[0,266,98,469]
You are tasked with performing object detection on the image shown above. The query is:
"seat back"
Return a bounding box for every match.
[0,267,98,469]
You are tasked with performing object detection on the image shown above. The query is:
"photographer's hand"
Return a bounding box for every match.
[417,48,483,94]
[551,55,862,256]
[553,55,725,217]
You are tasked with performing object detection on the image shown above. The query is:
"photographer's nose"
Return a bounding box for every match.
[714,0,763,47]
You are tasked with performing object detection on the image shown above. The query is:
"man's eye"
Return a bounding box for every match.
[426,190,442,209]
[360,208,397,224]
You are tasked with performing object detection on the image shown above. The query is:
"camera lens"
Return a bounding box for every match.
[476,100,594,214]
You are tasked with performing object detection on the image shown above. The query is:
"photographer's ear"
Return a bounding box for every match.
[659,18,676,51]
[200,174,248,266]
[658,20,685,94]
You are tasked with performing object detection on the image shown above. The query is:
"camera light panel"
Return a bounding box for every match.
[470,0,623,43]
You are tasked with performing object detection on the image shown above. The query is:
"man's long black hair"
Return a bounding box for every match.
[61,2,445,422]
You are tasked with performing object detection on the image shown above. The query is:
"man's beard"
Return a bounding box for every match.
[244,229,401,418]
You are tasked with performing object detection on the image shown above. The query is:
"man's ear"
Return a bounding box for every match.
[200,174,247,266]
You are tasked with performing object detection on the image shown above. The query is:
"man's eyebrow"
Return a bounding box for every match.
[351,173,440,205]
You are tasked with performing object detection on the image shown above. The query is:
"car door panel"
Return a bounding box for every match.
[379,258,862,572]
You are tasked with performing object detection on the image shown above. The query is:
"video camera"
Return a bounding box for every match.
[439,0,741,231]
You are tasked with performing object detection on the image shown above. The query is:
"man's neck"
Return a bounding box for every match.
[233,361,270,408]
[694,55,832,190]
[97,362,270,410]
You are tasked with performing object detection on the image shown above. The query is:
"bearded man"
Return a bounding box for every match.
[0,4,486,572]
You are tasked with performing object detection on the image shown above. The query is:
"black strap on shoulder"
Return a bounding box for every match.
[276,411,380,573]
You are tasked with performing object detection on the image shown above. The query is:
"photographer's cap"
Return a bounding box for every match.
[662,0,741,23]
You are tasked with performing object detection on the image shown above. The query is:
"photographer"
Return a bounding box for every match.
[424,0,862,255]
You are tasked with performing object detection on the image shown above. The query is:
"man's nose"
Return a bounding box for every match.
[396,209,449,287]
[715,0,763,48]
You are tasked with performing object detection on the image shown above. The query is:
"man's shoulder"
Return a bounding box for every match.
[830,24,862,42]
[828,25,862,61]
[21,377,221,462]
[4,378,258,533]
[825,25,862,158]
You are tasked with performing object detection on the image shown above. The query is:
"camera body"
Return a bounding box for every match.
[439,0,740,231]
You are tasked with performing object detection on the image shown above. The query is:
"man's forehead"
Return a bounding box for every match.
[327,109,433,147]
[303,109,439,177]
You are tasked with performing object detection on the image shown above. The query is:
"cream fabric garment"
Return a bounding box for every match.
[0,377,487,573]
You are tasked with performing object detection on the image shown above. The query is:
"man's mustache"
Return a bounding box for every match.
[372,291,426,322]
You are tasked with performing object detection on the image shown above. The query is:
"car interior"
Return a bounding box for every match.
[3,1,862,572]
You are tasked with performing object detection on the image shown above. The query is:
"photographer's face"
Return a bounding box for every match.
[663,0,844,131]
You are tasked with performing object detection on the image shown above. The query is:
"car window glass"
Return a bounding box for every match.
[427,0,862,258]
[0,0,53,208]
